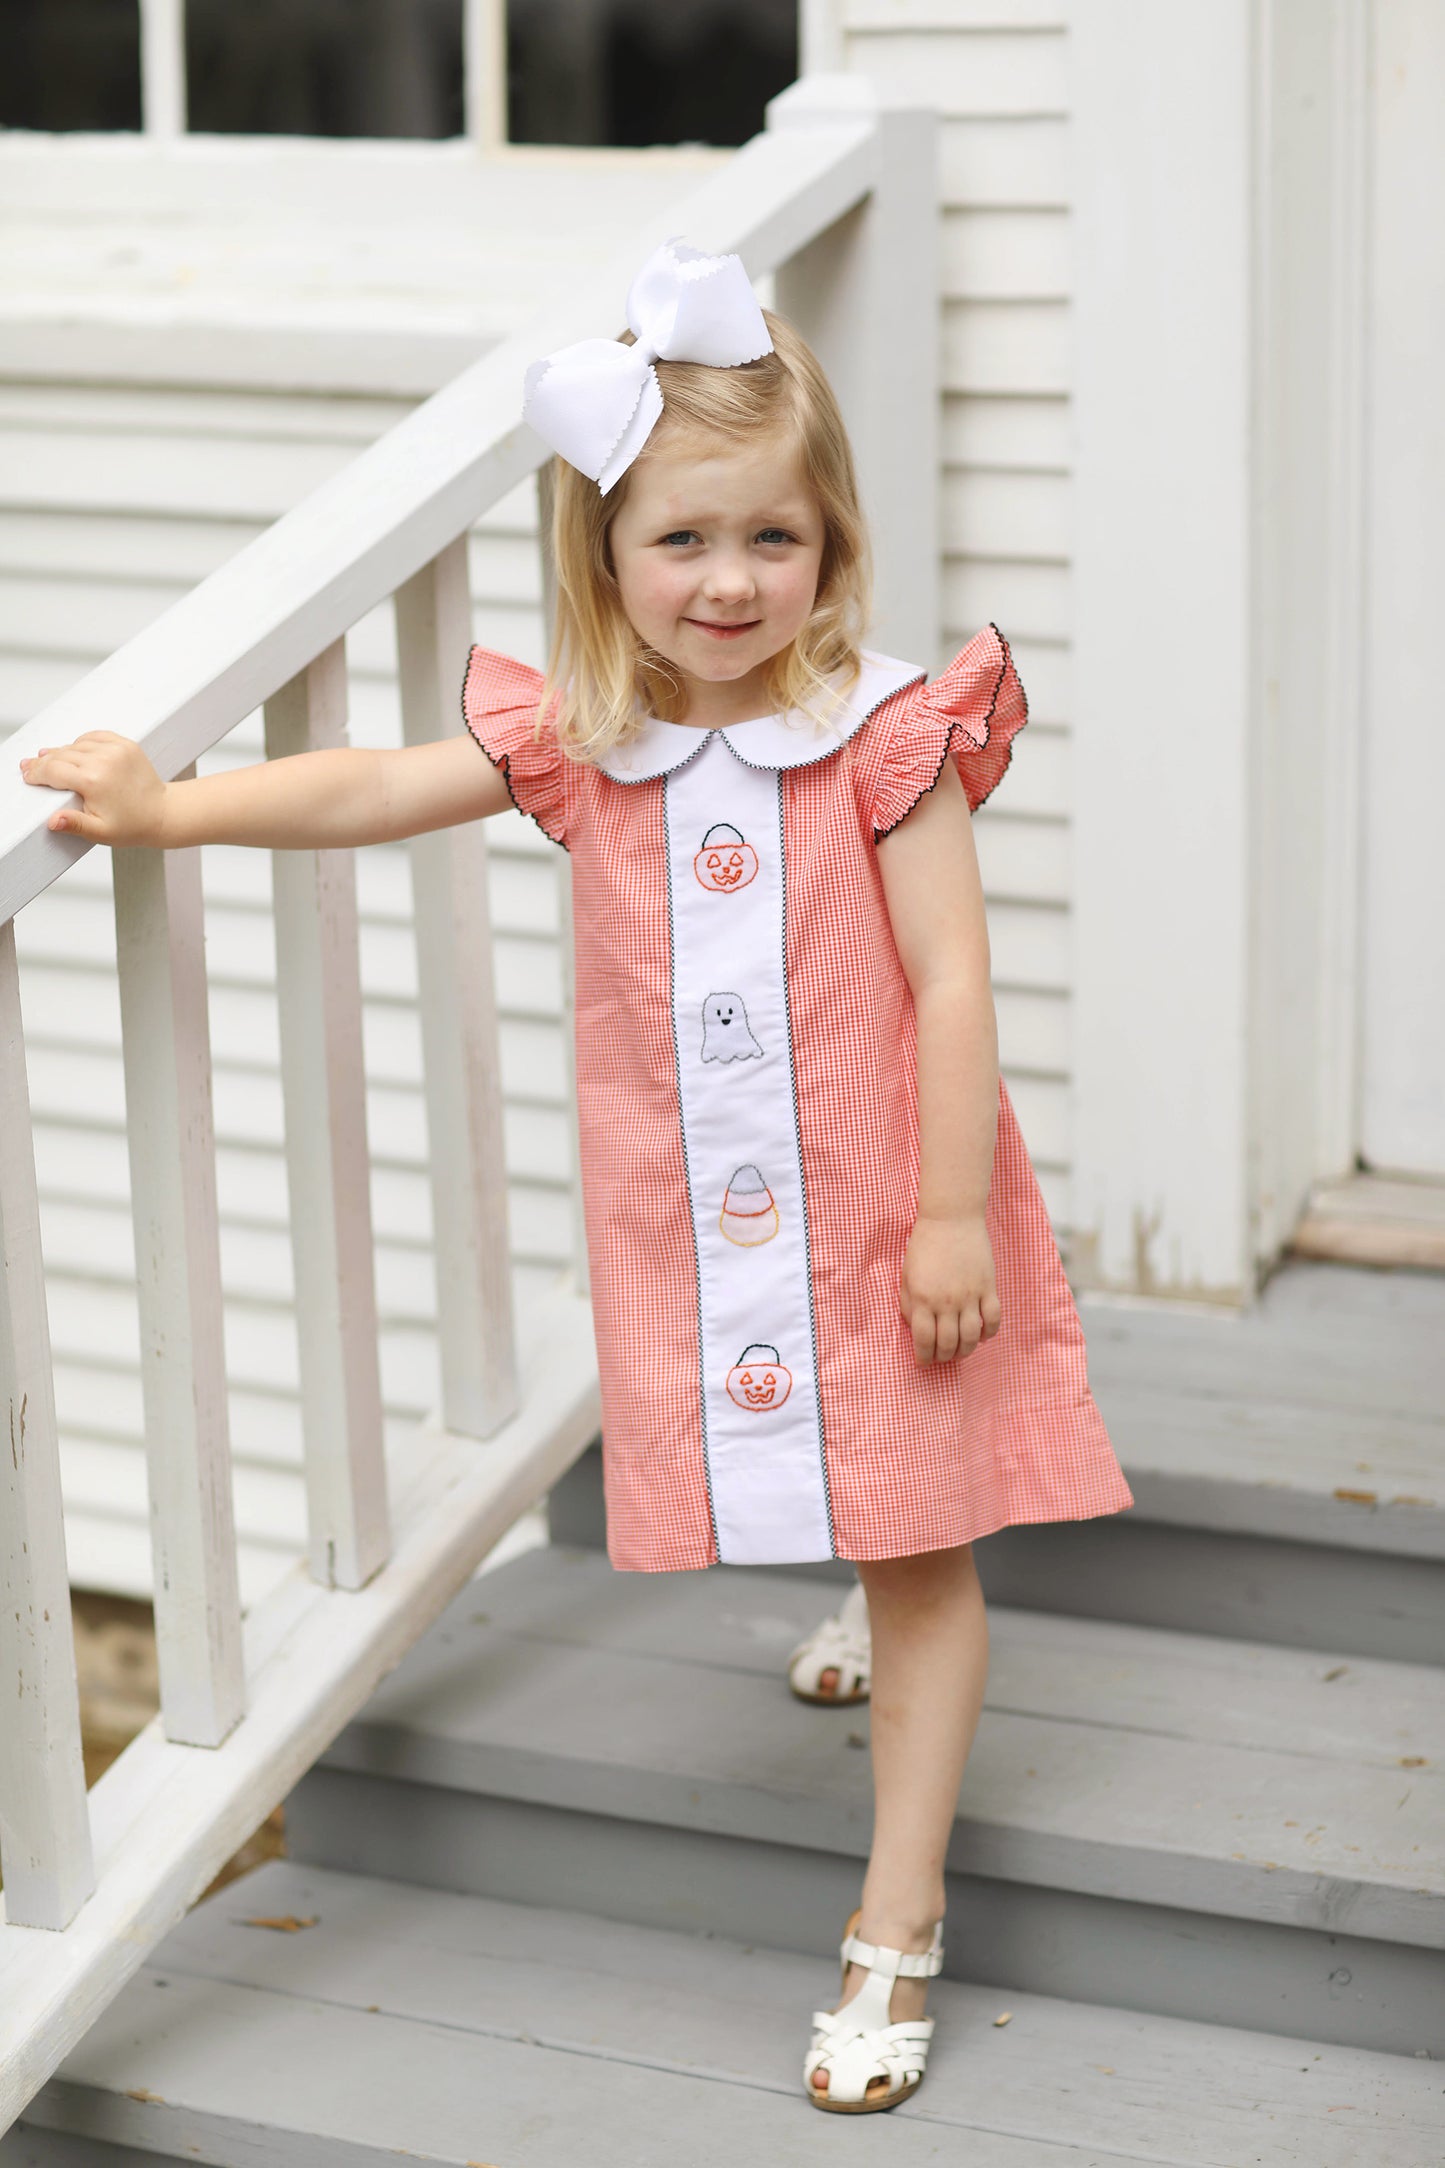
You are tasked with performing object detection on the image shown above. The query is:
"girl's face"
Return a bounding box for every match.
[608,432,826,719]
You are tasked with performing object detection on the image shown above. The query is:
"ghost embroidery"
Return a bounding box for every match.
[726,1343,793,1411]
[701,992,763,1063]
[719,1163,779,1246]
[694,822,758,893]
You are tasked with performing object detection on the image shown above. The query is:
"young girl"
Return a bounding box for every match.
[19,239,1134,2115]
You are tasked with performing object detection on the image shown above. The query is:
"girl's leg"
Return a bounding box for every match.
[809,1541,989,2095]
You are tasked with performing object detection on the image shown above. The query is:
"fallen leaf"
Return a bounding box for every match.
[1332,1488,1377,1505]
[993,2011,1013,2027]
[1323,1665,1348,1680]
[1398,1756,1428,1767]
[240,1914,319,1933]
[125,2088,166,2105]
[1095,2064,1115,2075]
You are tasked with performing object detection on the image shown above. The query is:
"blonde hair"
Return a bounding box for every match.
[541,309,871,761]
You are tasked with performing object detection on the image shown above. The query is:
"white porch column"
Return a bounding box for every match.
[1070,1,1254,1302]
[768,75,941,672]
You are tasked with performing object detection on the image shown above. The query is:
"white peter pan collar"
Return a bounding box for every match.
[593,650,925,783]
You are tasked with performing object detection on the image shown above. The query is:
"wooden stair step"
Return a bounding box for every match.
[14,1861,1443,2168]
[310,1544,1444,1950]
[280,1545,1444,2052]
[1082,1261,1445,1561]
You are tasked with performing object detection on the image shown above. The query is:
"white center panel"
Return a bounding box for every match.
[664,735,833,1563]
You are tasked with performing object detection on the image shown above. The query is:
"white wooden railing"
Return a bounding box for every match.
[0,75,937,2126]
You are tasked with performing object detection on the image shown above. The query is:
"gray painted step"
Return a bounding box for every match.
[547,1440,1445,1665]
[286,1546,1445,2056]
[549,1260,1445,1663]
[12,1862,1444,2168]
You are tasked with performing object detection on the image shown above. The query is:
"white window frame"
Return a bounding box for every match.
[137,0,507,149]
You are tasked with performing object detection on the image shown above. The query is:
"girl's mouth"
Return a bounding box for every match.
[687,619,759,640]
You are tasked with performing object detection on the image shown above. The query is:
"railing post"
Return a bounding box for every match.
[112,789,246,1747]
[264,644,390,1589]
[0,920,95,1930]
[768,76,942,671]
[395,539,520,1435]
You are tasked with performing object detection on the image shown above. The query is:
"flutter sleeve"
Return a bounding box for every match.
[460,645,570,849]
[869,622,1028,837]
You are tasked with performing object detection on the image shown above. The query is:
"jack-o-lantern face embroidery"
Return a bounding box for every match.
[694,822,758,893]
[726,1343,793,1411]
[719,1163,779,1246]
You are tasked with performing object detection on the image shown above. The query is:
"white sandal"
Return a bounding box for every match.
[803,1905,943,2112]
[787,1580,871,1704]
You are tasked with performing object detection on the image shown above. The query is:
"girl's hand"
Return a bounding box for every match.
[899,1212,1000,1365]
[19,733,168,847]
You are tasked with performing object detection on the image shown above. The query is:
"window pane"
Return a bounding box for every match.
[186,0,464,138]
[507,0,797,148]
[0,0,142,131]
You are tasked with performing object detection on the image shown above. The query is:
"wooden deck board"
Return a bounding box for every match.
[19,1862,1442,2167]
[1293,1176,1445,1273]
[1081,1261,1445,1421]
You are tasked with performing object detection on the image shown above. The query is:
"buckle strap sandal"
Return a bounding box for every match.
[803,1906,944,2113]
[787,1580,871,1704]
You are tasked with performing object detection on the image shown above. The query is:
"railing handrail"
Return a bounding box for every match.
[0,85,881,928]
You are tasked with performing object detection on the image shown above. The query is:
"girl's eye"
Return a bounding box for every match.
[661,530,700,546]
[756,529,793,546]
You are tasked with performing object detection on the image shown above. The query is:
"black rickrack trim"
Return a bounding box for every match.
[459,644,571,854]
[718,665,927,778]
[661,781,723,1563]
[596,728,714,787]
[870,622,1026,842]
[775,770,838,1559]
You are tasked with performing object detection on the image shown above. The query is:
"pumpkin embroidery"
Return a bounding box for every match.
[726,1344,793,1411]
[718,1163,779,1246]
[693,821,758,893]
[700,991,764,1063]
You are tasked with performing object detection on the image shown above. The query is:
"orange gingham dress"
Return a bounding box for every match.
[463,622,1134,1572]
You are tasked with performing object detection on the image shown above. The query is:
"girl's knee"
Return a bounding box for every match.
[856,1543,977,1601]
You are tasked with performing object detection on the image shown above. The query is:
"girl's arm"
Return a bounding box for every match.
[876,758,1001,1365]
[17,730,514,850]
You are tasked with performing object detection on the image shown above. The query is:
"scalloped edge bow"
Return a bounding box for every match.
[521,237,774,494]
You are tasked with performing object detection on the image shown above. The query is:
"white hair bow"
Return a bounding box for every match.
[522,238,773,495]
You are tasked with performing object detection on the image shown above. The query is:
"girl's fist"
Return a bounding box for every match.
[898,1212,1001,1366]
[18,732,168,847]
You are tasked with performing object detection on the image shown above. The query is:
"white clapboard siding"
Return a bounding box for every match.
[844,1,1076,1230]
[0,377,568,1602]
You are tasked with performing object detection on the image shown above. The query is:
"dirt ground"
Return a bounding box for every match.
[69,1589,286,1904]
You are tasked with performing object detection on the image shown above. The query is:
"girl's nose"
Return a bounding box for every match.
[702,553,756,603]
